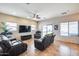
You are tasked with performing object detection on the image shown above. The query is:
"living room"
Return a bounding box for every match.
[0,3,79,56]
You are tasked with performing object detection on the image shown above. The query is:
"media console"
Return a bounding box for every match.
[21,35,32,41]
[19,32,32,41]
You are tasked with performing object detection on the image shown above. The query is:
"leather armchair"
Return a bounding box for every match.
[34,31,41,39]
[34,34,55,50]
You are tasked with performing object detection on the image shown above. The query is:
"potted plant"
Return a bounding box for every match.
[0,22,10,36]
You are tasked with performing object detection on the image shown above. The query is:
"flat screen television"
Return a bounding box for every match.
[19,25,31,33]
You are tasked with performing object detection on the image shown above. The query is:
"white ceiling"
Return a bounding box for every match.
[0,3,79,21]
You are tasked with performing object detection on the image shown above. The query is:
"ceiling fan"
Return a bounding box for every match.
[25,3,41,19]
[33,14,41,19]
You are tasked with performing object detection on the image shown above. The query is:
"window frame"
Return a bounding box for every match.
[42,24,53,36]
[60,21,79,36]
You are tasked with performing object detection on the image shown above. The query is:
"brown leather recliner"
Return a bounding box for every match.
[34,34,55,51]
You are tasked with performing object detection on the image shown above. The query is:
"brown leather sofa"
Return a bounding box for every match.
[0,39,27,56]
[34,33,55,51]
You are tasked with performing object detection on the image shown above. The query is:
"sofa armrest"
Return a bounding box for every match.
[34,39,42,47]
[34,38,43,42]
[34,40,44,50]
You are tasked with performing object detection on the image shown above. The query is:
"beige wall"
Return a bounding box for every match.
[0,13,37,40]
[38,13,79,44]
[0,13,37,26]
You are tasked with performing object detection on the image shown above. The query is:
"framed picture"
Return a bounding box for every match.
[54,25,58,30]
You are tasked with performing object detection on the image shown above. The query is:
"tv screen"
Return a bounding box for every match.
[19,25,31,33]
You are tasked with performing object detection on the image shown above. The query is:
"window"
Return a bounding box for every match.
[60,22,68,36]
[69,22,78,36]
[31,25,36,31]
[43,25,52,36]
[5,22,17,32]
[47,25,53,34]
[60,21,78,36]
[43,25,47,36]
